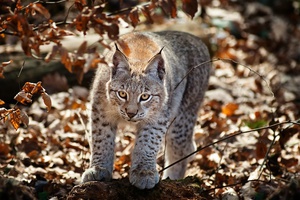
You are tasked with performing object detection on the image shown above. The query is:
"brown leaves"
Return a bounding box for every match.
[140,6,153,24]
[0,2,52,56]
[9,108,29,130]
[129,8,140,28]
[1,2,72,58]
[73,4,119,39]
[29,3,51,19]
[0,60,12,78]
[0,82,51,130]
[0,107,29,130]
[156,0,177,18]
[0,0,201,83]
[14,82,52,112]
[182,0,198,18]
[45,42,105,83]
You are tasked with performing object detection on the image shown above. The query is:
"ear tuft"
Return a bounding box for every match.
[112,43,130,76]
[145,47,165,80]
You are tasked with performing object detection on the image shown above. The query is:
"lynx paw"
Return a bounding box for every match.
[81,166,112,183]
[129,167,159,189]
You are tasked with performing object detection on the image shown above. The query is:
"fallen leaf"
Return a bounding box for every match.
[279,126,299,149]
[27,150,39,159]
[0,99,5,105]
[222,102,239,116]
[280,157,298,168]
[0,143,10,156]
[255,140,267,160]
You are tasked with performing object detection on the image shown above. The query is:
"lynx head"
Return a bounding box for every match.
[107,44,167,123]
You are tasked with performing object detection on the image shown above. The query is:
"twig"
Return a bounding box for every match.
[213,142,228,196]
[159,120,300,173]
[203,179,272,193]
[222,58,275,98]
[258,126,279,178]
[173,59,216,91]
[174,58,275,99]
[17,61,25,78]
[160,116,177,175]
[35,0,68,4]
[107,2,152,16]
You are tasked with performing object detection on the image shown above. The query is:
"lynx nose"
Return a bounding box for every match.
[125,109,137,119]
[126,112,136,119]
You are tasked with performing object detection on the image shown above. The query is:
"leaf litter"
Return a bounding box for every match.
[0,1,300,199]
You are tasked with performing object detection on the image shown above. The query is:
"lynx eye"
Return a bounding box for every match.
[117,91,128,100]
[139,93,151,102]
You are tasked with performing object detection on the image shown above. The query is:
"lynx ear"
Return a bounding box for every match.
[145,47,165,80]
[112,43,130,76]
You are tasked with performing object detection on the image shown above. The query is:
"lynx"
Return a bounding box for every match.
[81,31,210,189]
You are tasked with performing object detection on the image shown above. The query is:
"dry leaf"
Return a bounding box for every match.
[141,6,153,23]
[14,90,32,105]
[255,141,267,160]
[182,0,198,18]
[20,110,29,127]
[279,126,299,149]
[0,143,10,156]
[129,8,140,27]
[42,92,52,112]
[159,0,177,18]
[31,3,51,19]
[27,150,39,159]
[77,41,87,56]
[222,102,239,116]
[2,60,12,67]
[9,109,21,130]
[280,157,298,168]
[45,45,60,62]
[0,99,5,106]
[31,81,43,94]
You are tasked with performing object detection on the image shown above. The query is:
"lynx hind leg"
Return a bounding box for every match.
[162,111,198,180]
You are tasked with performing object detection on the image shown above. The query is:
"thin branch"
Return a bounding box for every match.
[174,58,275,99]
[17,61,25,78]
[0,29,18,36]
[203,179,273,193]
[258,126,279,176]
[223,58,275,98]
[107,2,152,16]
[159,120,300,173]
[173,59,216,91]
[35,0,68,4]
[64,2,75,23]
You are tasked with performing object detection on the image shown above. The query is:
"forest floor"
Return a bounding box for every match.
[1,1,300,200]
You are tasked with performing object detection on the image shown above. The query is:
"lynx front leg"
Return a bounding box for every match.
[81,104,116,183]
[129,121,167,189]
